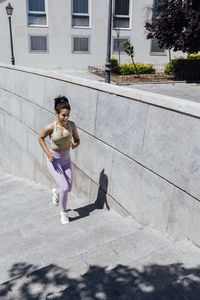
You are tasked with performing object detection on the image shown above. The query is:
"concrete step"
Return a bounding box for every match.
[1,171,200,300]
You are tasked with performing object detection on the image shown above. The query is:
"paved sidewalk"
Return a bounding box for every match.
[126,82,200,104]
[0,171,200,299]
[53,69,200,104]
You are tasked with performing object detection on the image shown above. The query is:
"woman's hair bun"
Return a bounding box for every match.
[54,96,70,113]
[55,95,68,104]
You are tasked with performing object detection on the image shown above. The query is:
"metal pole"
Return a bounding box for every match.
[168,48,171,62]
[8,16,15,65]
[117,31,120,66]
[105,0,112,83]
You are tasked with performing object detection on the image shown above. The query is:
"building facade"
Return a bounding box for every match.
[0,0,178,70]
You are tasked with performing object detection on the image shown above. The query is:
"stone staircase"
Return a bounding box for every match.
[0,171,200,299]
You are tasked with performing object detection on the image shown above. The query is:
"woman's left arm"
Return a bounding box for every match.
[71,122,80,149]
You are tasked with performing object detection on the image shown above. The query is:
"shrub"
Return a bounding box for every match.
[164,58,200,80]
[164,61,176,75]
[187,53,200,60]
[110,57,120,74]
[135,64,156,74]
[119,64,135,75]
[119,63,156,75]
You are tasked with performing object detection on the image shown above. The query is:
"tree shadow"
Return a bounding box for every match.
[69,169,110,222]
[1,262,200,299]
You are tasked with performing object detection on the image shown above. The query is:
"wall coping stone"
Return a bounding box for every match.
[1,63,200,119]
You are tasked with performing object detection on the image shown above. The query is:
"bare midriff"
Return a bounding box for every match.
[51,146,70,152]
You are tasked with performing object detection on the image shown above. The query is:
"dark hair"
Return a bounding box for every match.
[54,96,71,113]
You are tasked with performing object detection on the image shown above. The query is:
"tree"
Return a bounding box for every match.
[145,0,200,53]
[123,41,141,77]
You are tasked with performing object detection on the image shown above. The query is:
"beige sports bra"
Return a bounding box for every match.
[51,121,72,150]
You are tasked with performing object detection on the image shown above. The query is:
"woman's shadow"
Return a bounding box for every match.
[69,169,110,222]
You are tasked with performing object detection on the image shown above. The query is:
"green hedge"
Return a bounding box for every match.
[119,64,134,75]
[119,63,156,75]
[164,61,176,76]
[187,53,200,60]
[110,57,120,74]
[164,58,200,80]
[135,64,156,74]
[110,58,156,75]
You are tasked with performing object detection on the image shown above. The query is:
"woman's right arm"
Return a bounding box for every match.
[38,124,54,162]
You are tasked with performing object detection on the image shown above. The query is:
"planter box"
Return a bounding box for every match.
[88,66,173,83]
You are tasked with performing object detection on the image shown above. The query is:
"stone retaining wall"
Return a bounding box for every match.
[1,63,200,246]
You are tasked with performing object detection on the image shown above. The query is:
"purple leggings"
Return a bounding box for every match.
[47,149,72,210]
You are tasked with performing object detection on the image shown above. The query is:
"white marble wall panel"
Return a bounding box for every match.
[2,136,15,174]
[34,160,52,187]
[9,94,21,120]
[167,189,200,246]
[41,151,48,170]
[26,73,46,107]
[76,129,113,193]
[95,92,148,161]
[41,149,56,187]
[13,143,23,177]
[43,78,67,110]
[142,106,200,200]
[21,100,36,129]
[21,150,35,181]
[0,133,8,172]
[0,68,16,93]
[27,131,43,165]
[70,142,78,165]
[0,109,5,129]
[35,106,55,134]
[110,150,174,232]
[0,68,3,89]
[4,113,16,141]
[15,121,28,151]
[71,164,92,205]
[14,70,29,100]
[0,89,10,113]
[66,83,98,135]
[0,110,6,170]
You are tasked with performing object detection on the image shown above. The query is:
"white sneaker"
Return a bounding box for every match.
[60,211,69,224]
[52,188,59,206]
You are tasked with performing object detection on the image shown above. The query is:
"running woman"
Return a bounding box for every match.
[38,96,80,224]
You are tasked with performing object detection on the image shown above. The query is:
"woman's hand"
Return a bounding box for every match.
[47,151,54,162]
[70,140,76,150]
[71,122,80,150]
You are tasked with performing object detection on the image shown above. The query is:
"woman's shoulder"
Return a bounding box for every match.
[44,122,55,132]
[68,120,76,128]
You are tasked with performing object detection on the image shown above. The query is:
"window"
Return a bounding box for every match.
[29,35,48,52]
[72,36,90,53]
[113,38,129,53]
[72,0,89,27]
[150,39,166,55]
[150,0,166,55]
[27,0,47,26]
[153,0,164,19]
[113,0,130,29]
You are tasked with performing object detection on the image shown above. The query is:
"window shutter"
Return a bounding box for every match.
[30,36,48,51]
[73,37,89,52]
